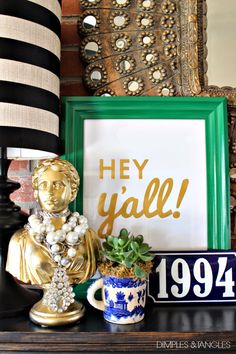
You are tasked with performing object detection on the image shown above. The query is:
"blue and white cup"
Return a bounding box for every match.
[87,276,146,324]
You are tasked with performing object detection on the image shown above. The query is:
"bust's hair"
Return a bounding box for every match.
[32,159,80,202]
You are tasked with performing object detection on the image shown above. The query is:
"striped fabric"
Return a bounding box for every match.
[0,0,61,159]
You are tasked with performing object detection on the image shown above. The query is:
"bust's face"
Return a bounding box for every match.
[36,168,72,213]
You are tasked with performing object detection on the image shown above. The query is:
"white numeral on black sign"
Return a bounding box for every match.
[193,258,213,297]
[215,257,235,297]
[171,259,190,298]
[155,257,235,299]
[155,258,168,298]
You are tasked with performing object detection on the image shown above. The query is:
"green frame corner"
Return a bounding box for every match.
[61,96,230,250]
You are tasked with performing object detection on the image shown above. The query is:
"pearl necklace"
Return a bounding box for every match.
[26,211,89,313]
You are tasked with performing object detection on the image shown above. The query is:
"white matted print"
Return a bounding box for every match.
[83,119,207,251]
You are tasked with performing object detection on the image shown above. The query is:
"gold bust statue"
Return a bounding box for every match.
[6,158,100,326]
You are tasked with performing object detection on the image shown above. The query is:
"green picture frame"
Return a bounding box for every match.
[61,96,230,250]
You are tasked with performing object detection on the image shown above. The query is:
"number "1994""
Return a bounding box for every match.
[156,257,235,299]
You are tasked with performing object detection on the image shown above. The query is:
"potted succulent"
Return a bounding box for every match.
[87,229,154,324]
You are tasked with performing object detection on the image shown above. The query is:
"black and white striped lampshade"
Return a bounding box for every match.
[0,0,61,159]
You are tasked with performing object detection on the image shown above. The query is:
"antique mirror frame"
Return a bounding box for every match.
[78,0,235,99]
[79,0,202,97]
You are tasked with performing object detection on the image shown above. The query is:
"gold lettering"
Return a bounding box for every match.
[157,178,173,218]
[133,159,149,179]
[99,159,115,179]
[97,192,118,236]
[120,159,130,179]
[173,179,189,218]
[97,177,189,236]
[121,197,143,218]
[143,178,160,218]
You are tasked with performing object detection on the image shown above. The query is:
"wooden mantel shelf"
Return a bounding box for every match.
[0,303,236,353]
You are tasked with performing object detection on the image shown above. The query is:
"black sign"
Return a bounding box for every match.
[148,251,236,303]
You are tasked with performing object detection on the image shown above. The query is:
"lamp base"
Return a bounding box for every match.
[0,272,41,318]
[30,300,85,327]
[0,149,41,317]
[0,204,41,318]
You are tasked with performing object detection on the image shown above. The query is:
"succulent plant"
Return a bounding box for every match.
[101,228,154,278]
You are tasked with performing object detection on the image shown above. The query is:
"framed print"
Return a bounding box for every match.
[61,96,230,251]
